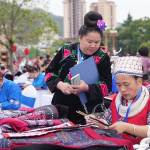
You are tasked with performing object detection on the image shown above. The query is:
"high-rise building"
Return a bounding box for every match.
[63,0,86,40]
[90,2,98,12]
[90,0,117,29]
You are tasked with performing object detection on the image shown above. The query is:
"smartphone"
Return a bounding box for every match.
[71,74,80,85]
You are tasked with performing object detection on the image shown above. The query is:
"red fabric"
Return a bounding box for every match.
[19,107,35,113]
[83,127,134,150]
[143,82,150,87]
[100,84,108,97]
[51,119,62,125]
[110,94,150,144]
[0,118,30,132]
[105,93,117,100]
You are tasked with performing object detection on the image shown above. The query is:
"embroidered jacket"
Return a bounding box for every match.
[0,78,21,110]
[45,43,112,124]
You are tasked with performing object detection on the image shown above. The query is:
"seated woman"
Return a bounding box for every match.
[23,64,47,89]
[13,62,22,77]
[93,56,150,145]
[0,70,21,110]
[0,65,13,81]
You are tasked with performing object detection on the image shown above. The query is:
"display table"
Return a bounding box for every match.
[34,89,53,108]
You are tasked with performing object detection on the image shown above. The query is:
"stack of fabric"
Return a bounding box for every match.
[0,105,134,150]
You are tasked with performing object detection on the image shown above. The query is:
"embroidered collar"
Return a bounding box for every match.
[115,86,149,118]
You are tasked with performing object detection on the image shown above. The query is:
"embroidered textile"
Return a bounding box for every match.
[24,119,61,127]
[0,110,29,120]
[114,56,143,77]
[18,110,46,120]
[0,127,133,149]
[35,105,59,119]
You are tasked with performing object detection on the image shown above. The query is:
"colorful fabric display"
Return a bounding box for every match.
[0,105,68,133]
[0,127,134,149]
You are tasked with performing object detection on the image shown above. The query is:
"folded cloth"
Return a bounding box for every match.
[19,107,35,113]
[35,105,69,119]
[0,118,30,132]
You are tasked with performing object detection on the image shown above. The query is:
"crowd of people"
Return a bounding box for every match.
[0,11,150,149]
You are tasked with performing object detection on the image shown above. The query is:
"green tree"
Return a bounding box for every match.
[0,0,58,73]
[116,16,150,56]
[123,13,133,27]
[29,47,40,59]
[51,39,79,51]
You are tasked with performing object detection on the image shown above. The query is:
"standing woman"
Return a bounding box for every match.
[45,11,112,124]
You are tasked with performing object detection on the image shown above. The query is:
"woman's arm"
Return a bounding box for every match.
[109,122,148,138]
[45,49,63,93]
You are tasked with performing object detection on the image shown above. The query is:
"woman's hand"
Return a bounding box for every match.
[22,83,30,89]
[86,114,106,129]
[71,80,89,95]
[109,121,128,134]
[57,81,74,95]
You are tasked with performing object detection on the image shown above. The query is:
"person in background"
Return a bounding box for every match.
[0,65,13,81]
[92,56,150,145]
[0,70,21,110]
[34,55,40,64]
[13,62,22,77]
[39,56,44,67]
[138,46,150,81]
[45,11,112,124]
[53,50,59,56]
[41,62,49,74]
[44,55,51,64]
[23,64,47,89]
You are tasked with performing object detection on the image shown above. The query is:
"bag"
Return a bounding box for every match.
[92,102,107,119]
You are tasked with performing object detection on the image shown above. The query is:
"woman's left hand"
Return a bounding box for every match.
[71,80,89,95]
[22,83,30,89]
[109,121,128,134]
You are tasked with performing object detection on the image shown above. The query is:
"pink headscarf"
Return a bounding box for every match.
[14,62,18,66]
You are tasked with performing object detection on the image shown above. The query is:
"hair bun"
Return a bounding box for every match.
[84,11,103,27]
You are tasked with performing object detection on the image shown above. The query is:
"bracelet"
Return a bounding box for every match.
[132,124,136,135]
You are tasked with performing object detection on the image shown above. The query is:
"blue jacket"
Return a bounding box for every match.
[0,78,21,110]
[32,72,47,89]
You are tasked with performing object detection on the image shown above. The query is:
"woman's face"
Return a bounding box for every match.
[13,65,18,71]
[116,74,142,100]
[79,31,101,55]
[29,71,38,79]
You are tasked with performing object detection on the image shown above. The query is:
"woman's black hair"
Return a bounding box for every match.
[24,64,40,72]
[79,11,103,38]
[138,46,149,57]
[132,75,143,81]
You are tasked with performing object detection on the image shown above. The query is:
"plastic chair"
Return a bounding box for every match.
[21,85,37,108]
